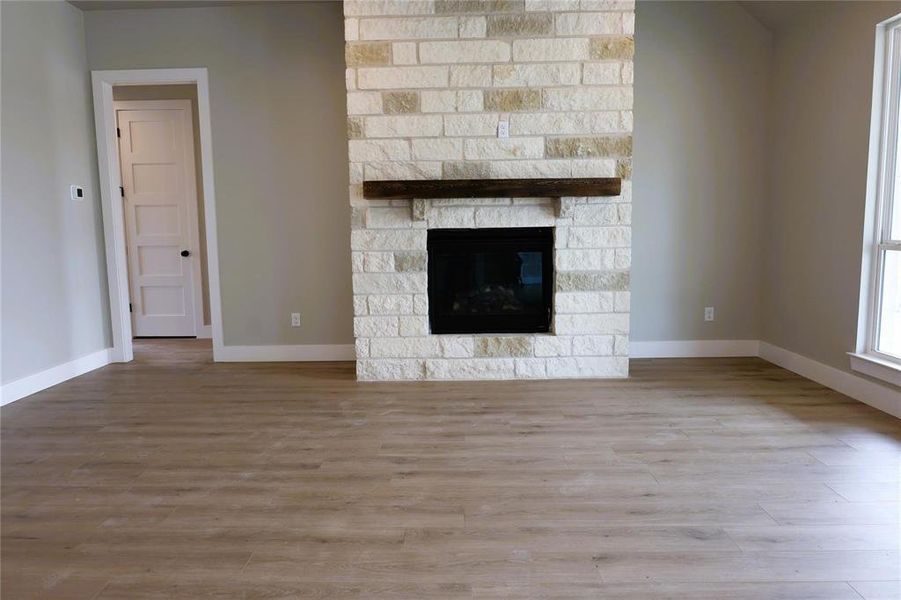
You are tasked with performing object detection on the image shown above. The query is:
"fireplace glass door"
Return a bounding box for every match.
[427,227,553,334]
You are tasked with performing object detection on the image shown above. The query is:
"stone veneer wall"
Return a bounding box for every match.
[344,0,633,380]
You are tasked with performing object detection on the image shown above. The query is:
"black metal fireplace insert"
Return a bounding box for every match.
[427,227,553,335]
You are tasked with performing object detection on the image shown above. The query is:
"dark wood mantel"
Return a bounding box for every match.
[362,177,621,200]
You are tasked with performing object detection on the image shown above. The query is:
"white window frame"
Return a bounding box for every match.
[852,13,901,387]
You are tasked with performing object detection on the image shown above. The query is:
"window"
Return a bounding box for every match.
[853,14,901,385]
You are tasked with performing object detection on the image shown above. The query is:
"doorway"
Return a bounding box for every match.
[115,96,207,338]
[92,69,224,362]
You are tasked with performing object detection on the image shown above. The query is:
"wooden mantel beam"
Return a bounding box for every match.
[362,178,621,200]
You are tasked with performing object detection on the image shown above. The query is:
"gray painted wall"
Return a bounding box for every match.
[632,1,772,342]
[763,1,901,379]
[1,0,111,384]
[84,2,353,347]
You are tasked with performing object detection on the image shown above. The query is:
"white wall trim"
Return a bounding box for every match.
[760,342,901,419]
[197,325,213,339]
[630,339,760,358]
[216,344,356,362]
[91,68,225,363]
[1,349,112,407]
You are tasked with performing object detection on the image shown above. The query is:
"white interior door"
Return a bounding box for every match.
[116,100,201,337]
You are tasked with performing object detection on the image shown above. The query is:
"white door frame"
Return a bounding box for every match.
[92,68,224,362]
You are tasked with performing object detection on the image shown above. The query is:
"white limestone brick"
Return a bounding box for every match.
[360,17,458,40]
[428,206,476,228]
[622,61,634,84]
[492,63,581,87]
[440,337,474,358]
[365,115,443,138]
[420,40,511,64]
[614,248,631,269]
[413,294,429,315]
[425,359,516,380]
[545,356,627,378]
[368,294,414,315]
[474,205,556,228]
[572,205,622,226]
[362,251,396,271]
[412,138,464,160]
[345,18,360,41]
[449,65,492,87]
[459,16,487,38]
[542,87,633,111]
[555,249,614,272]
[355,337,370,358]
[555,12,624,35]
[567,226,631,248]
[572,335,614,356]
[583,62,622,85]
[555,291,614,314]
[348,139,410,162]
[348,162,364,184]
[357,66,448,89]
[370,337,439,358]
[490,159,572,178]
[354,316,399,337]
[353,296,368,316]
[515,358,548,378]
[581,0,635,9]
[525,0,579,10]
[344,1,436,17]
[364,161,442,180]
[357,359,424,381]
[351,229,425,251]
[554,313,629,335]
[464,137,544,160]
[614,334,629,356]
[366,207,413,229]
[399,316,430,336]
[353,273,427,294]
[392,42,418,65]
[623,11,635,34]
[570,158,618,177]
[445,113,500,136]
[509,112,625,135]
[534,336,572,357]
[422,90,483,112]
[512,38,589,62]
[351,252,365,273]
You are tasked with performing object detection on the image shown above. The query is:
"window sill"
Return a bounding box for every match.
[849,352,901,387]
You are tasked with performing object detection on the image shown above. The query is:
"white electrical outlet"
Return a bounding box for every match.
[497,118,509,139]
[704,307,715,322]
[291,313,301,327]
[70,185,85,201]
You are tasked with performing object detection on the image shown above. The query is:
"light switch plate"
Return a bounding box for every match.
[70,185,84,201]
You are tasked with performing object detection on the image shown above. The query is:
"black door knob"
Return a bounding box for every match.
[181,250,191,257]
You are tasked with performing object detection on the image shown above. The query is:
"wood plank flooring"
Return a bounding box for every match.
[2,339,900,599]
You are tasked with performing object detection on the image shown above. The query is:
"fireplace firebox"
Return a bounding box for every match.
[427,227,554,335]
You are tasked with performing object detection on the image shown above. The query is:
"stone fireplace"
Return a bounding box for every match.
[344,0,634,380]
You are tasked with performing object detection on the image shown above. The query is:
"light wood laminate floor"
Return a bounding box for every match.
[2,339,900,599]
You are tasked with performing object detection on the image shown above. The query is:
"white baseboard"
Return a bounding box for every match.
[630,339,760,358]
[1,348,112,407]
[215,344,355,362]
[759,342,901,419]
[196,325,212,339]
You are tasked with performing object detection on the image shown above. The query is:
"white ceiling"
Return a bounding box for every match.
[738,1,827,31]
